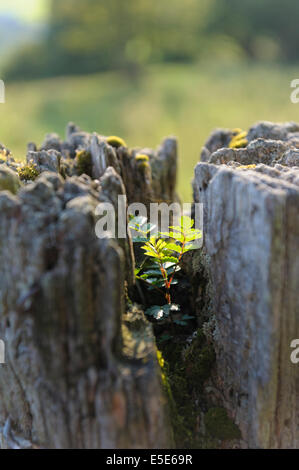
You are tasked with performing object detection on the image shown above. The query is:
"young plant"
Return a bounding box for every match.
[129,215,202,326]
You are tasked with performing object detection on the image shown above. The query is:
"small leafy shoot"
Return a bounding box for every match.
[131,215,202,326]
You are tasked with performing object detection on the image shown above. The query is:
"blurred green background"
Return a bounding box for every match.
[0,0,298,200]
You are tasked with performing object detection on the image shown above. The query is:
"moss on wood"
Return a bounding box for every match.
[204,407,241,440]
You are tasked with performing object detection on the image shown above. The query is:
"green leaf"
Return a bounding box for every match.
[129,216,157,242]
[174,319,188,326]
[145,304,180,320]
[132,236,148,243]
[168,231,185,242]
[142,269,162,277]
[183,242,201,253]
[180,215,194,230]
[134,267,141,276]
[145,277,162,285]
[144,223,157,234]
[151,279,165,287]
[159,256,178,264]
[130,222,156,239]
[184,228,201,235]
[185,231,202,243]
[156,239,167,250]
[163,304,180,314]
[141,244,155,253]
[166,267,181,277]
[159,231,171,238]
[158,334,173,343]
[181,315,195,320]
[166,264,181,273]
[141,243,158,254]
[160,248,178,257]
[149,235,158,244]
[139,273,151,280]
[165,242,182,254]
[145,305,164,319]
[130,215,147,227]
[142,251,160,259]
[163,262,177,269]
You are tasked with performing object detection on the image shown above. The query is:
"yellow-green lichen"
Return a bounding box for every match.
[137,161,151,171]
[231,139,248,149]
[106,136,127,149]
[0,165,21,193]
[135,154,150,162]
[204,407,241,441]
[75,150,93,177]
[157,349,165,368]
[232,128,243,134]
[0,149,10,160]
[229,130,248,149]
[236,164,257,170]
[0,153,6,164]
[17,162,40,181]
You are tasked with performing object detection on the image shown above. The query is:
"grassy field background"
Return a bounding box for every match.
[1,63,298,200]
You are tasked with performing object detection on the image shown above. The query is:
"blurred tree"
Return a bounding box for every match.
[47,0,213,72]
[4,0,212,80]
[4,0,299,81]
[206,0,299,62]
